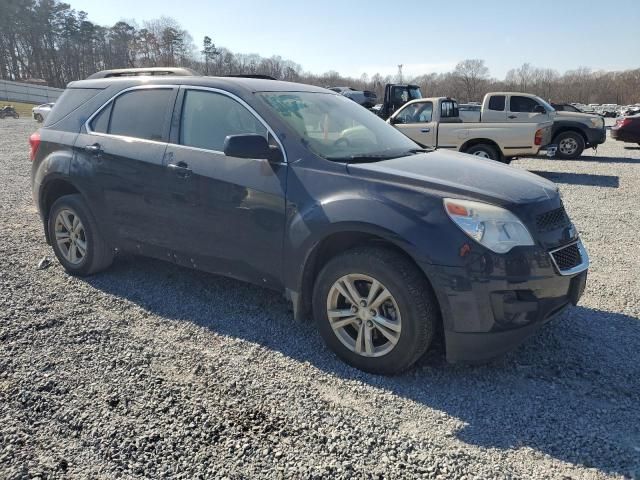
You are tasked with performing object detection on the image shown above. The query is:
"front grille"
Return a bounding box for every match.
[551,243,582,271]
[536,207,569,232]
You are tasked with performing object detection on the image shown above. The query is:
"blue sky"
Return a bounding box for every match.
[67,0,640,79]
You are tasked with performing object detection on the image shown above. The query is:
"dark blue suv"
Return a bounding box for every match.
[30,69,589,374]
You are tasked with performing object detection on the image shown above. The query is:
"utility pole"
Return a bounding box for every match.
[397,64,403,83]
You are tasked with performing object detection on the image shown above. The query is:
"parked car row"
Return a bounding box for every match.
[30,67,590,374]
[327,86,377,109]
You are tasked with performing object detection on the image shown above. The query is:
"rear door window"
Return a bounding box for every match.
[510,96,539,113]
[106,89,175,141]
[441,101,459,118]
[179,90,267,152]
[488,95,505,111]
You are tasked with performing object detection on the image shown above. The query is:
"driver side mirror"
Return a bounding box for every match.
[533,105,547,114]
[390,116,404,125]
[223,134,282,162]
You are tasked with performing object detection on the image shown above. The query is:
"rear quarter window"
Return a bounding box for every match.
[488,95,505,111]
[43,88,104,127]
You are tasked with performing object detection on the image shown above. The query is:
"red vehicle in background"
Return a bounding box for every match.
[611,114,640,145]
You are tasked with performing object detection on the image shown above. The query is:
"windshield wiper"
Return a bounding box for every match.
[326,153,397,164]
[326,148,433,164]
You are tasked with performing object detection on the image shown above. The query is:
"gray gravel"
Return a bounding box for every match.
[1,117,639,479]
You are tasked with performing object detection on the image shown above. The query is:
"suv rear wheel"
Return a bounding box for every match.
[312,246,438,374]
[48,194,113,276]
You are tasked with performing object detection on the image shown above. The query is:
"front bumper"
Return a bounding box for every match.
[584,126,606,146]
[425,240,589,363]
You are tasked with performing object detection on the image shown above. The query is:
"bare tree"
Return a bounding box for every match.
[1,1,638,104]
[453,59,489,102]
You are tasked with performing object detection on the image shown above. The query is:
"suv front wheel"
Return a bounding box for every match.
[48,194,113,276]
[312,246,438,374]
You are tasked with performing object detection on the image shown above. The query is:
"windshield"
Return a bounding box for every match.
[259,92,421,161]
[534,96,555,112]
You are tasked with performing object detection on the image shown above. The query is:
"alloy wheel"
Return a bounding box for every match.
[559,137,578,155]
[473,150,491,158]
[326,274,402,357]
[54,208,87,265]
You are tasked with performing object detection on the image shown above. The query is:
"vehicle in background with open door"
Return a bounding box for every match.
[374,83,423,120]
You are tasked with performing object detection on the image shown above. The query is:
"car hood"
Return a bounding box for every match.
[347,149,559,205]
[556,111,600,121]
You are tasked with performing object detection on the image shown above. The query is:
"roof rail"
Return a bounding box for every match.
[223,74,276,80]
[86,67,199,79]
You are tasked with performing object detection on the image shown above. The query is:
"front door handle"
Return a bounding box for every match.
[420,128,431,133]
[168,161,192,178]
[508,115,517,119]
[84,143,103,154]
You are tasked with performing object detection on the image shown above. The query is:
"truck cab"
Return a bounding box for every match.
[480,92,606,159]
[479,92,557,123]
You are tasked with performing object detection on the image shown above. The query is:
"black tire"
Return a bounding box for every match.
[12,112,19,119]
[464,143,501,162]
[47,194,113,276]
[35,113,43,122]
[312,246,438,375]
[553,131,585,159]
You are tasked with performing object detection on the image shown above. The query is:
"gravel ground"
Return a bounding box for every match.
[1,117,639,479]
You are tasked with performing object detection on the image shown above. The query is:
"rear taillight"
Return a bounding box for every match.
[616,118,632,128]
[29,131,40,161]
[534,128,543,146]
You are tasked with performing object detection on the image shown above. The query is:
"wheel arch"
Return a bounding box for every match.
[39,178,83,244]
[459,138,504,162]
[292,226,441,325]
[552,125,588,144]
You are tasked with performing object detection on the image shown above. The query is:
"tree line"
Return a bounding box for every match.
[1,0,639,105]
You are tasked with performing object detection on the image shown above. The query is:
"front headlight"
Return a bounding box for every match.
[590,117,604,128]
[444,199,535,253]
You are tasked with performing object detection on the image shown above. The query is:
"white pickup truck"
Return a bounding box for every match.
[388,97,553,163]
[474,92,606,159]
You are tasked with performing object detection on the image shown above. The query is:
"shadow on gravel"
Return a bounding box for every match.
[84,257,640,478]
[530,170,620,188]
[556,155,640,164]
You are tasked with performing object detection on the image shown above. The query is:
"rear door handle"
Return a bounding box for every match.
[168,161,192,178]
[420,128,431,133]
[508,115,517,119]
[84,143,103,154]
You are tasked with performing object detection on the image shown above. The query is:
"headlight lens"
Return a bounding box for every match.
[444,199,535,253]
[590,117,604,128]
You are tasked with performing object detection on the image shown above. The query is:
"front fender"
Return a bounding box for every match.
[283,192,467,293]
